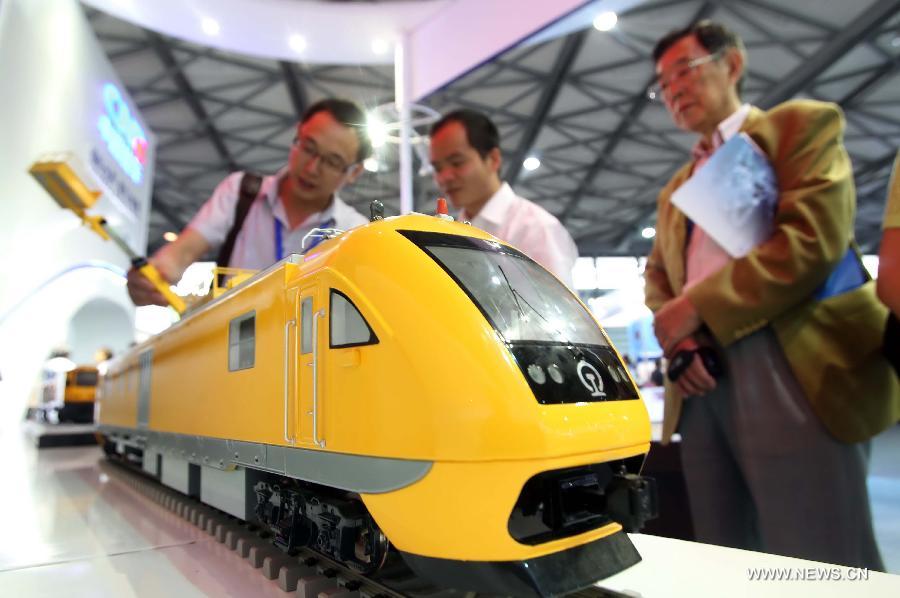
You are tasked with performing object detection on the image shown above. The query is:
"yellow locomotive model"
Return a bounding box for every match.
[98,212,655,596]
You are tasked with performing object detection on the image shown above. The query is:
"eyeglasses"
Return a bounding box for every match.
[646,51,723,101]
[293,137,355,175]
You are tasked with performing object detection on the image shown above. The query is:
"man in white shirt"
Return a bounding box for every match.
[428,109,578,287]
[127,98,371,306]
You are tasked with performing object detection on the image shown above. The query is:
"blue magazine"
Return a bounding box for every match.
[673,132,865,298]
[672,132,778,257]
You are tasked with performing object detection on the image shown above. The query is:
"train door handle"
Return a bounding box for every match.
[283,319,296,444]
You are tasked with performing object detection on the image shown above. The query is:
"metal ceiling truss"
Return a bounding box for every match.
[144,31,240,172]
[558,1,717,231]
[85,2,900,257]
[567,0,900,255]
[506,31,590,185]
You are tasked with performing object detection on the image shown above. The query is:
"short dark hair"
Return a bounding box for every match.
[301,98,373,162]
[430,109,499,159]
[652,20,746,96]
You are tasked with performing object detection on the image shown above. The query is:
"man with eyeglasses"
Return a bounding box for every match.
[643,20,895,569]
[128,98,371,307]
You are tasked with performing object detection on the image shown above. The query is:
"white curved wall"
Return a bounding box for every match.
[68,297,135,364]
[0,0,155,431]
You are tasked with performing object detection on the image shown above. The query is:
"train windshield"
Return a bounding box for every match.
[399,231,607,346]
[74,370,99,386]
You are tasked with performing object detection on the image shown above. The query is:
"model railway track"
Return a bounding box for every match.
[101,459,634,598]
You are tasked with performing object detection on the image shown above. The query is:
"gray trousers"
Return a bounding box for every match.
[678,327,885,570]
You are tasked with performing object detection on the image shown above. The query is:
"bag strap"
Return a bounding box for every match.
[849,239,871,281]
[813,239,871,300]
[216,172,263,268]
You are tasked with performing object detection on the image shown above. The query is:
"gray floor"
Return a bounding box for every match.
[2,426,899,596]
[870,424,900,574]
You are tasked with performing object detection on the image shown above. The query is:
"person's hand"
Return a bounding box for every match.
[126,258,173,307]
[668,337,717,397]
[653,295,702,356]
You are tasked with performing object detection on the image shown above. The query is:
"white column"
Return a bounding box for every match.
[394,32,413,214]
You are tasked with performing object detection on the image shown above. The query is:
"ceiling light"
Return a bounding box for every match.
[892,36,900,48]
[372,38,390,55]
[641,227,656,239]
[163,231,178,242]
[593,11,618,32]
[289,34,307,54]
[523,156,541,171]
[367,114,387,148]
[201,17,220,37]
[363,158,379,173]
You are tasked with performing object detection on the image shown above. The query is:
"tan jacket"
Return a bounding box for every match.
[645,100,900,444]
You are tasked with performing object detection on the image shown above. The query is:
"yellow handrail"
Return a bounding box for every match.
[212,267,257,298]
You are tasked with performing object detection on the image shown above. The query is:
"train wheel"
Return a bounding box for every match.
[352,525,390,573]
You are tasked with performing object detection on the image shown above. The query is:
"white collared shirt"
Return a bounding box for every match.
[188,168,369,269]
[462,182,579,287]
[684,104,752,289]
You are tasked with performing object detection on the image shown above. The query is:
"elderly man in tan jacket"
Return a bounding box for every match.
[644,20,898,570]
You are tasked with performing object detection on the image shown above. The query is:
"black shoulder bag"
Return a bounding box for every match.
[215,172,263,268]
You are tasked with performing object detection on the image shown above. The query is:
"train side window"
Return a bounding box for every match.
[330,290,378,348]
[301,297,313,354]
[228,311,256,371]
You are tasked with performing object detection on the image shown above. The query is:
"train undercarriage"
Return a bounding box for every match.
[101,431,655,597]
[252,477,390,573]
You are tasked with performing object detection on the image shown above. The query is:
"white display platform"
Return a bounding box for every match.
[22,420,97,448]
[23,420,96,436]
[600,533,898,597]
[1,435,897,597]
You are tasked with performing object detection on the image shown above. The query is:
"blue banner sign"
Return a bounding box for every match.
[97,83,147,184]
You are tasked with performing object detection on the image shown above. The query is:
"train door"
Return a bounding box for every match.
[298,284,327,448]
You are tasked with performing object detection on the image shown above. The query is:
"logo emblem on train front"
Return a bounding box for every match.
[576,360,606,397]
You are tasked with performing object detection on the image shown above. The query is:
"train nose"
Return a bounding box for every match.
[508,458,658,546]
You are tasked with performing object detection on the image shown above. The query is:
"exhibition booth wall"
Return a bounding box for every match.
[0,0,155,430]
